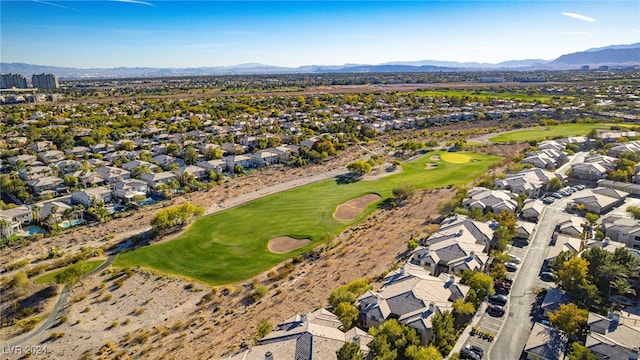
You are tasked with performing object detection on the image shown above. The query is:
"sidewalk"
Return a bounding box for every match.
[448,302,488,358]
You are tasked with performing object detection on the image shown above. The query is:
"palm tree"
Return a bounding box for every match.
[611,278,636,297]
[31,204,41,226]
[50,204,59,230]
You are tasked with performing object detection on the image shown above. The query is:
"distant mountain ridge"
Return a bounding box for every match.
[2,43,638,80]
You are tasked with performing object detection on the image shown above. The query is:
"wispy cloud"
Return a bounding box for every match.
[113,0,154,6]
[457,46,496,51]
[633,29,639,33]
[32,0,78,11]
[561,12,597,22]
[558,31,589,35]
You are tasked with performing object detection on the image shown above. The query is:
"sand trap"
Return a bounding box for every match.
[425,163,438,170]
[333,194,381,221]
[268,236,311,253]
[441,153,471,164]
[430,155,441,161]
[362,164,402,181]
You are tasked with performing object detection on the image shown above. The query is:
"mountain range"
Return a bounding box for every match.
[1,43,638,80]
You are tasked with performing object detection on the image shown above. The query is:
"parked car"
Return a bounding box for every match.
[487,303,505,316]
[575,184,585,190]
[460,348,481,360]
[542,197,555,204]
[489,294,508,306]
[509,255,521,264]
[464,345,484,358]
[504,262,518,272]
[551,192,563,199]
[540,272,556,282]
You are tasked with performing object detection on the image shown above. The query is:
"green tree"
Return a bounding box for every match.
[347,160,372,176]
[626,205,640,219]
[431,311,456,356]
[9,272,29,289]
[334,302,359,329]
[329,288,356,308]
[461,271,494,300]
[336,342,364,360]
[55,261,88,286]
[368,319,421,360]
[567,343,596,360]
[252,319,272,345]
[405,345,443,360]
[547,177,563,192]
[547,303,588,335]
[183,147,199,165]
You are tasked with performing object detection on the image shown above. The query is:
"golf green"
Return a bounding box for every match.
[114,150,501,285]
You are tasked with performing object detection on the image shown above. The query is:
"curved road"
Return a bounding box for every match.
[2,253,116,348]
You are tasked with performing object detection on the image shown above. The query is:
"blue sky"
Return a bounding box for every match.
[1,1,638,68]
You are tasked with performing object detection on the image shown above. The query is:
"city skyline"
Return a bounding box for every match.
[1,1,639,69]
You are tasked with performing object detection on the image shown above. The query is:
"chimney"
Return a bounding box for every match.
[399,267,405,275]
[352,335,361,346]
[375,293,381,305]
[429,302,435,313]
[629,348,639,360]
[449,274,455,284]
[300,312,307,323]
[264,352,273,360]
[457,229,464,237]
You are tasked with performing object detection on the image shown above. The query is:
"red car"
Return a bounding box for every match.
[487,304,505,316]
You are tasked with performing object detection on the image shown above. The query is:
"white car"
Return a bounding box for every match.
[509,255,521,264]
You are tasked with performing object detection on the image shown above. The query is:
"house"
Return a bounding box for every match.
[64,146,91,158]
[585,237,628,254]
[37,150,65,164]
[586,312,640,360]
[251,150,280,167]
[140,172,178,190]
[151,154,186,170]
[522,149,567,170]
[0,206,33,238]
[54,159,82,175]
[30,140,54,152]
[7,154,37,166]
[224,155,253,171]
[37,200,73,226]
[226,308,372,360]
[411,215,491,276]
[112,179,149,201]
[495,168,563,198]
[523,322,567,360]
[600,215,640,250]
[463,187,518,214]
[516,221,536,240]
[27,176,64,195]
[71,187,113,208]
[521,199,544,221]
[196,159,227,175]
[104,150,138,163]
[95,166,131,184]
[18,165,51,180]
[174,165,208,182]
[568,188,628,215]
[68,170,106,188]
[544,234,582,271]
[539,288,571,319]
[607,140,640,158]
[597,179,640,197]
[556,215,584,238]
[120,160,161,175]
[634,164,640,184]
[358,265,469,345]
[571,162,609,181]
[538,140,565,152]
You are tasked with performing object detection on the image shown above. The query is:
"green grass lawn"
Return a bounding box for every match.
[488,123,628,143]
[34,259,105,284]
[114,151,501,285]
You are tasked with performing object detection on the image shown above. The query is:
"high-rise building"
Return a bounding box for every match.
[31,73,59,89]
[0,73,28,89]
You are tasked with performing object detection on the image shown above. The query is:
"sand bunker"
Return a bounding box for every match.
[441,153,471,164]
[333,194,381,221]
[268,236,311,253]
[425,163,438,170]
[430,155,441,161]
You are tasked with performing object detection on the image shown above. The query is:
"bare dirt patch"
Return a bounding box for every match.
[333,194,382,221]
[268,236,311,254]
[430,155,441,161]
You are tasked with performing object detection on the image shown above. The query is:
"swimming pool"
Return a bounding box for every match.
[24,226,45,236]
[137,198,155,206]
[59,219,85,228]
